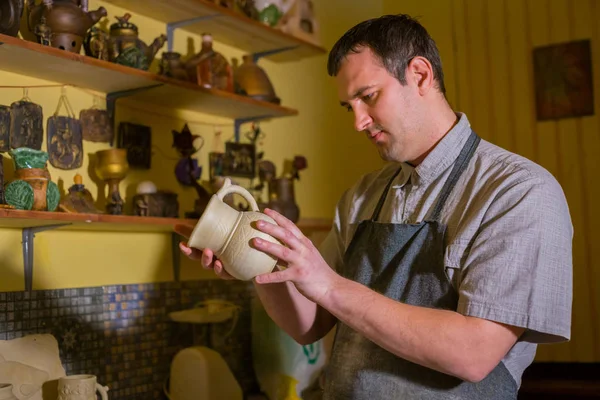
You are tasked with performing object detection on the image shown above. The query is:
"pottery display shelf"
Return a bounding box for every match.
[0,33,298,123]
[102,0,327,62]
[0,208,332,292]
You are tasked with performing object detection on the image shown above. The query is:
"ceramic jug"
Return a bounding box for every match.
[187,178,280,281]
[0,384,17,400]
[57,374,108,400]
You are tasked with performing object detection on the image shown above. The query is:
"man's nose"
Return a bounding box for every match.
[354,107,373,132]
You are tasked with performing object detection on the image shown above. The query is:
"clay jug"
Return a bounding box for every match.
[187,178,280,281]
[0,384,17,400]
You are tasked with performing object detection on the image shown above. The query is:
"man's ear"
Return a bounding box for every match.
[407,56,435,95]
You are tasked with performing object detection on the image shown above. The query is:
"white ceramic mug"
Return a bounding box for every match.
[57,375,108,400]
[188,178,280,280]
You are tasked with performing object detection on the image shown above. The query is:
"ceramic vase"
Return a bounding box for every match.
[4,147,60,211]
[57,374,108,400]
[187,178,280,280]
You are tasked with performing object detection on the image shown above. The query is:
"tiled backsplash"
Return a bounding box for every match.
[0,280,260,399]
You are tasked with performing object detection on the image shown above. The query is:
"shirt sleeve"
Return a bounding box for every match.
[456,174,573,343]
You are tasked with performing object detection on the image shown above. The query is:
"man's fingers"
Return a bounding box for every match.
[254,268,292,284]
[201,248,215,269]
[214,261,235,280]
[256,219,303,250]
[179,242,202,260]
[253,237,293,263]
[263,208,304,239]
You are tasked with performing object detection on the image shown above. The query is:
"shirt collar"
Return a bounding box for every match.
[405,112,472,185]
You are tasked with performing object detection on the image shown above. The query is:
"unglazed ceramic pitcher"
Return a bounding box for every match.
[187,178,280,280]
[57,375,108,400]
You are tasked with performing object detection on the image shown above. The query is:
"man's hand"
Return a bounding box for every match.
[251,208,341,303]
[174,224,235,280]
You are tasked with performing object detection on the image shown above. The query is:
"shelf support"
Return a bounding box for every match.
[252,46,299,63]
[171,232,182,282]
[233,115,273,142]
[106,84,163,145]
[22,223,71,292]
[166,14,221,52]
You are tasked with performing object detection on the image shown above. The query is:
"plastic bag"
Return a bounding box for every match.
[251,297,326,400]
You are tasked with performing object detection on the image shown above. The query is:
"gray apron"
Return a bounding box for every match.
[323,131,517,399]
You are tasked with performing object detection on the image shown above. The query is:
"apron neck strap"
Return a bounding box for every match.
[371,167,402,221]
[429,129,480,221]
[370,129,480,222]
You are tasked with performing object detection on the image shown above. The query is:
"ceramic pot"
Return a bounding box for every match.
[4,148,60,211]
[188,178,280,281]
[0,0,24,37]
[233,55,280,104]
[57,374,108,400]
[0,384,17,400]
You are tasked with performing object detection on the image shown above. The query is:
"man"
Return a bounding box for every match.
[178,14,573,399]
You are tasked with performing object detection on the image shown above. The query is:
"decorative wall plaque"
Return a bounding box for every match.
[0,105,10,152]
[47,116,83,170]
[9,100,43,150]
[80,108,113,143]
[117,122,152,169]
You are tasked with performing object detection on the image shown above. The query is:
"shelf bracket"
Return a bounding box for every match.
[234,115,273,142]
[166,14,221,52]
[171,232,182,282]
[106,84,163,145]
[22,223,71,292]
[252,46,299,63]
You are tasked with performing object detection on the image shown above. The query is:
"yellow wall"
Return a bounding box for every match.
[0,2,384,290]
[384,0,600,362]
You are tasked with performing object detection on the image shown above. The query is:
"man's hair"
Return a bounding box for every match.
[327,14,446,94]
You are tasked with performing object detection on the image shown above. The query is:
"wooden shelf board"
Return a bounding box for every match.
[0,209,189,233]
[0,34,298,119]
[0,209,331,234]
[102,0,327,62]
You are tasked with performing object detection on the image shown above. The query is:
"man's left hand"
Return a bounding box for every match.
[252,208,340,304]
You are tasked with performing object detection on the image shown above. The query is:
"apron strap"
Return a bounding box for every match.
[371,167,402,221]
[430,129,480,221]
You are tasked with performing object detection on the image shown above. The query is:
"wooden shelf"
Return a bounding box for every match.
[0,208,332,234]
[102,0,327,62]
[0,208,189,232]
[0,34,298,120]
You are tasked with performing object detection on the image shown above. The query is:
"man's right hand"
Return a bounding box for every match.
[175,224,235,280]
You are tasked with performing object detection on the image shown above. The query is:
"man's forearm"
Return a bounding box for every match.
[254,279,336,344]
[319,276,519,382]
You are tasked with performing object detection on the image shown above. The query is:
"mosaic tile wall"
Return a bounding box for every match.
[0,280,261,400]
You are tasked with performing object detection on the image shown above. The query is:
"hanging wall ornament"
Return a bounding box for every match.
[79,96,113,143]
[47,88,83,170]
[0,105,11,152]
[9,89,43,150]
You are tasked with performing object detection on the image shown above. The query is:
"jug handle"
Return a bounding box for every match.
[96,384,109,400]
[217,178,259,211]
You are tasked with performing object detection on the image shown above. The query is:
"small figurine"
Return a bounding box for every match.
[34,16,52,46]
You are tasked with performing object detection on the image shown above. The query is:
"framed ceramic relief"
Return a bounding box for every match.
[533,39,594,121]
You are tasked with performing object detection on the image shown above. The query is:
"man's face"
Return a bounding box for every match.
[336,47,424,164]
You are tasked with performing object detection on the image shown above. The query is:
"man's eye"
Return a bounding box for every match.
[346,106,353,112]
[363,93,374,102]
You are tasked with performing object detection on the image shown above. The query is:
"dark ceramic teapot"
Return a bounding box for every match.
[26,0,106,53]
